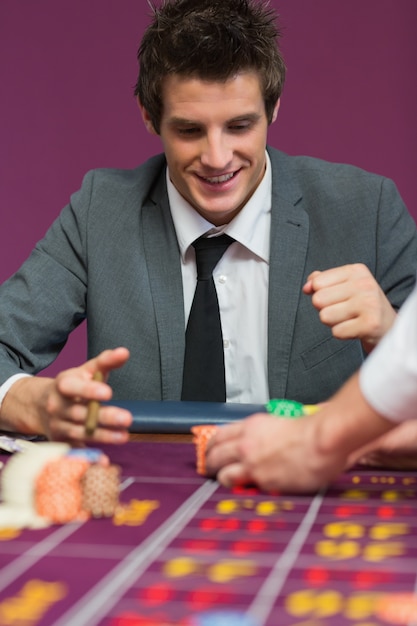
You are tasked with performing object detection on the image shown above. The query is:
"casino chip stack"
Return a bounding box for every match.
[81,463,120,517]
[191,425,218,475]
[0,442,120,529]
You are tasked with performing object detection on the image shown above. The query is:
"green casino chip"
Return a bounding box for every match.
[265,398,306,417]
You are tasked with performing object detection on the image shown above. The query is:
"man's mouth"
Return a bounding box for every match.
[201,172,236,184]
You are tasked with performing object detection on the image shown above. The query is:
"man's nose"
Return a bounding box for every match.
[200,132,233,170]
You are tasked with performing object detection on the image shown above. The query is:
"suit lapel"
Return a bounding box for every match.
[267,149,309,398]
[142,175,185,400]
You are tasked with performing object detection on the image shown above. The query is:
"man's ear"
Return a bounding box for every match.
[270,98,280,124]
[137,97,158,135]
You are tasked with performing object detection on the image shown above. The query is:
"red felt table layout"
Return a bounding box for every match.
[1,441,417,626]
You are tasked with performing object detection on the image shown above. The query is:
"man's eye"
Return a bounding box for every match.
[178,127,200,136]
[229,123,250,132]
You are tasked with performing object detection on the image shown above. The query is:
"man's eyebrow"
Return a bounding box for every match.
[167,112,262,125]
[228,113,262,123]
[168,116,199,126]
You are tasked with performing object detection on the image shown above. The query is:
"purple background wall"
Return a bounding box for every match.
[1,0,416,376]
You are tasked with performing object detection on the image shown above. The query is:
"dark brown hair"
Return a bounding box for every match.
[134,0,286,133]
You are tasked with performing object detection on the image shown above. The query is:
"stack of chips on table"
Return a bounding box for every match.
[0,441,120,529]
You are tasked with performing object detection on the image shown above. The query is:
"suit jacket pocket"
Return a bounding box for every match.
[300,335,361,370]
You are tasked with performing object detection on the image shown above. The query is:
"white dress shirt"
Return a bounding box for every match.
[360,281,417,422]
[168,152,272,403]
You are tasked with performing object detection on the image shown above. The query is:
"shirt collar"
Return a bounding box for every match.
[167,152,272,263]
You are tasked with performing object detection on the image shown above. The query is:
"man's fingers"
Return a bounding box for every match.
[302,270,322,294]
[49,405,132,443]
[309,266,356,289]
[55,346,131,402]
[89,347,130,376]
[55,373,112,403]
[206,420,245,451]
[81,347,131,383]
[305,264,373,296]
[206,439,241,475]
[96,405,133,429]
[217,463,252,488]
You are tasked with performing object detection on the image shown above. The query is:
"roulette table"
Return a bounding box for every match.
[1,439,417,625]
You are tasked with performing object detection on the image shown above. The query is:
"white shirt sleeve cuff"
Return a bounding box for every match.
[0,373,32,410]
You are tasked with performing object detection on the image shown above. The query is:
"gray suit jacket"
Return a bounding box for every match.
[1,147,416,403]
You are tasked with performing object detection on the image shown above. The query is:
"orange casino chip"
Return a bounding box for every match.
[191,425,218,475]
[375,593,417,624]
[35,457,90,523]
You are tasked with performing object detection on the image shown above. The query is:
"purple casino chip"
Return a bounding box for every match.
[189,611,259,626]
[66,448,104,463]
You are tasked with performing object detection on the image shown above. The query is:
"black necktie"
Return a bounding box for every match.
[181,234,234,402]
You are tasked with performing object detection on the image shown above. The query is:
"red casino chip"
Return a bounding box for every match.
[182,539,219,552]
[110,612,181,625]
[187,587,235,611]
[138,582,175,606]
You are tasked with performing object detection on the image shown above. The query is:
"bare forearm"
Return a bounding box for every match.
[314,372,395,459]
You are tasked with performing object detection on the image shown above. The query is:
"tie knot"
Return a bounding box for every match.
[192,234,234,280]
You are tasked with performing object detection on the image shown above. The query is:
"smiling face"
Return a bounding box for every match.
[139,72,279,226]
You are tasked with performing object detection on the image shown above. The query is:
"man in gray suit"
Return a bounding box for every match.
[0,0,416,445]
